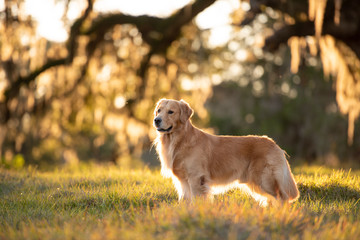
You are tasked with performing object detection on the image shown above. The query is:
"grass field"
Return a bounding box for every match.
[1,165,360,240]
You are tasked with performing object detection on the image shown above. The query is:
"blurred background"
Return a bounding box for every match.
[0,0,359,170]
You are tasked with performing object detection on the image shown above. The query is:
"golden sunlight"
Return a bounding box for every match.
[94,0,192,17]
[24,0,69,42]
[23,0,191,42]
[196,0,242,48]
[22,0,241,47]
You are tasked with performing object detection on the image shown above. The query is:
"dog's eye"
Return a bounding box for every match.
[168,110,174,114]
[157,109,161,113]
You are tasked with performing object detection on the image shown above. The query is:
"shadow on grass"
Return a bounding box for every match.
[61,192,178,214]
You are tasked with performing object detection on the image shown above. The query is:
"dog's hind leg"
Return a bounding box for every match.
[260,167,280,198]
[265,150,299,203]
[246,164,280,205]
[250,166,294,205]
[273,161,299,203]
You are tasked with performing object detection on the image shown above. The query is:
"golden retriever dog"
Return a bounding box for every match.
[153,98,299,205]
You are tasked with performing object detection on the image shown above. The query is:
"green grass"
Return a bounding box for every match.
[1,165,360,240]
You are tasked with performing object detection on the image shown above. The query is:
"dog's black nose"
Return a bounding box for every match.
[154,117,162,127]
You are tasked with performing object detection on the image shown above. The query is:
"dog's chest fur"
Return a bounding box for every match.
[155,134,175,177]
[155,133,187,178]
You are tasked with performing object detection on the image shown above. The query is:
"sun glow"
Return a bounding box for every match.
[24,0,69,42]
[23,0,238,47]
[23,0,191,42]
[94,0,192,17]
[196,0,240,48]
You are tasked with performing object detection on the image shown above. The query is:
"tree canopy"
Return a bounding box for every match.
[244,0,360,144]
[0,0,359,168]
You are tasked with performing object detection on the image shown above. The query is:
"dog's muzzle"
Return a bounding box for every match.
[154,117,162,127]
[154,117,172,132]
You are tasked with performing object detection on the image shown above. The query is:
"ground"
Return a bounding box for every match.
[0,164,359,239]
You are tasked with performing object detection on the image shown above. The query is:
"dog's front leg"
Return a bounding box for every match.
[178,179,191,201]
[171,176,191,201]
[188,175,210,200]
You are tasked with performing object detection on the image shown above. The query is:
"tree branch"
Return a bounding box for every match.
[1,0,218,124]
[1,0,94,124]
[263,21,315,52]
[67,0,93,62]
[82,0,217,102]
[83,0,217,52]
[244,0,360,59]
[263,20,360,60]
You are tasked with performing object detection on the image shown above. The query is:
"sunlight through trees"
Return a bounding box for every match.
[0,0,359,168]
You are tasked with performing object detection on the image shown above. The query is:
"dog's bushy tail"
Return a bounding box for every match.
[276,154,300,203]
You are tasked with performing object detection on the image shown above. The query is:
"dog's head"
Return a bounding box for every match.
[153,99,193,134]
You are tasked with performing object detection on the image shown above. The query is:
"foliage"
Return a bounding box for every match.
[203,4,360,163]
[1,165,360,239]
[0,153,25,169]
[243,0,360,144]
[0,0,214,167]
[0,0,359,168]
[206,50,360,163]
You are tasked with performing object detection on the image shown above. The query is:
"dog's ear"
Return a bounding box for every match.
[179,99,193,123]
